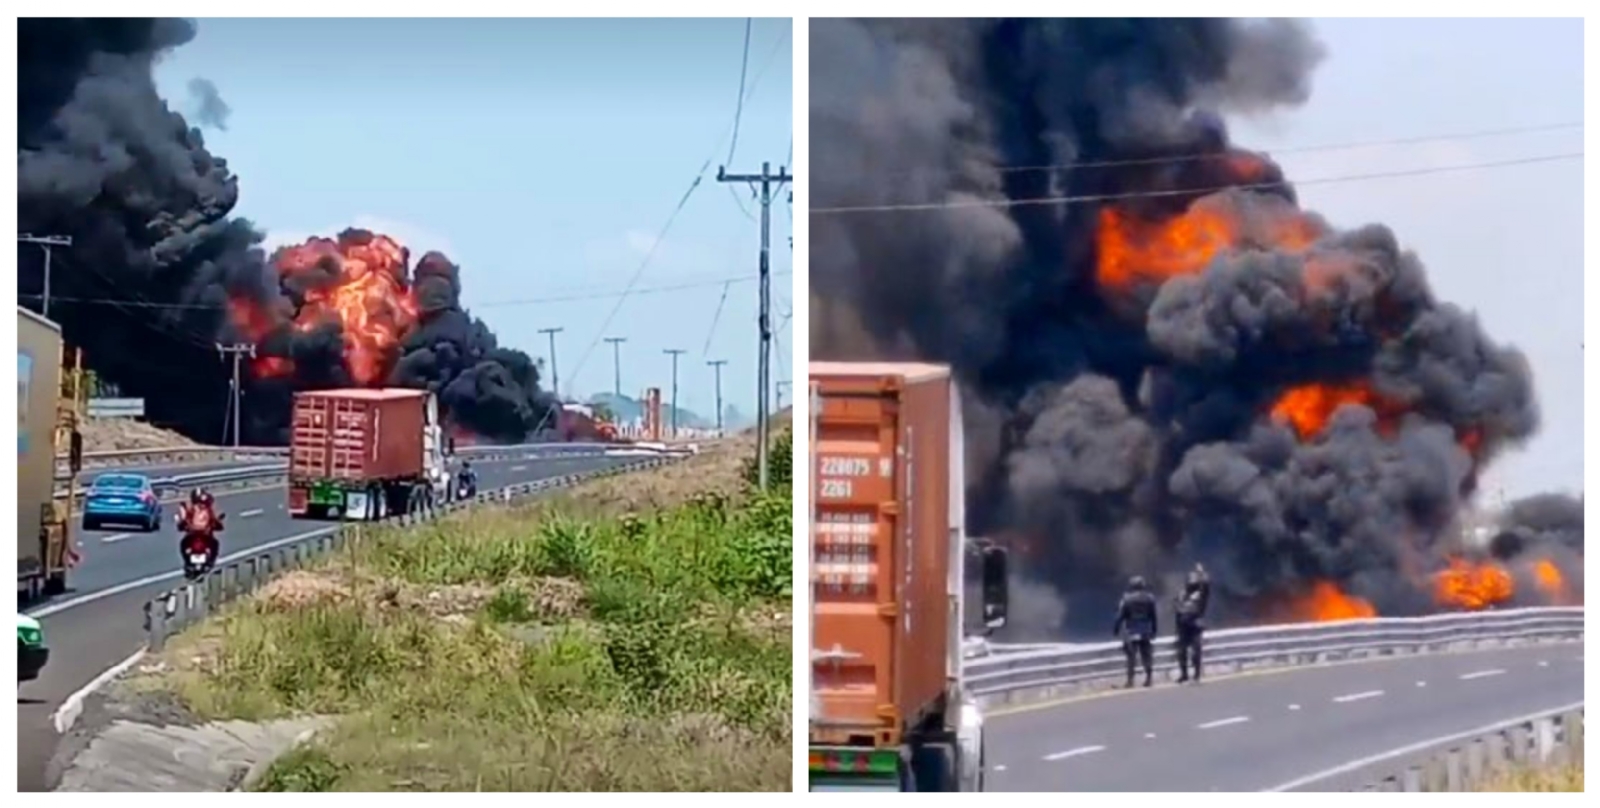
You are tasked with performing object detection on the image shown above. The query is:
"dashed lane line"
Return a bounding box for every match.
[1332,689,1384,704]
[1043,745,1106,762]
[1197,716,1250,730]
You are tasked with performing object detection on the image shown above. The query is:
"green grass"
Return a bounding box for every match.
[1477,763,1582,792]
[139,428,793,792]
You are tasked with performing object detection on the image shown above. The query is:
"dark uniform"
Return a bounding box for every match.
[1113,576,1159,688]
[1174,565,1211,683]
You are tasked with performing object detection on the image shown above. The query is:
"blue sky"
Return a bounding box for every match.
[153,17,793,420]
[1228,18,1582,500]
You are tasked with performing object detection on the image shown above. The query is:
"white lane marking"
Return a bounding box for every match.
[26,525,340,619]
[1264,700,1586,792]
[510,465,527,472]
[239,508,264,518]
[1416,681,1427,688]
[1198,716,1249,730]
[1538,660,1549,668]
[54,647,148,734]
[1144,733,1157,739]
[993,764,1008,772]
[1332,689,1384,704]
[1043,745,1106,762]
[1460,669,1505,681]
[99,533,136,544]
[1287,704,1301,711]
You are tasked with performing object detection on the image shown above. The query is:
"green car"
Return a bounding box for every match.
[18,613,48,682]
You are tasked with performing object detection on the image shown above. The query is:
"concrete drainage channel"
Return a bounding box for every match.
[49,454,681,792]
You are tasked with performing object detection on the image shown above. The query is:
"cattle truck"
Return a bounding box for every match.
[808,361,1011,792]
[286,388,451,521]
[18,306,80,599]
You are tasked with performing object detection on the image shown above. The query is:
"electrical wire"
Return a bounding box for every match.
[811,152,1583,215]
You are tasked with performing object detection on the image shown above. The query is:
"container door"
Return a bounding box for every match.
[328,397,370,480]
[291,398,331,478]
[811,383,902,746]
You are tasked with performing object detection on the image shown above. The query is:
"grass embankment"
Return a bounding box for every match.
[129,427,794,791]
[1476,764,1583,791]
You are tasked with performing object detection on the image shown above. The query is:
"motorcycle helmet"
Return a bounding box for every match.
[1127,575,1148,592]
[189,488,206,504]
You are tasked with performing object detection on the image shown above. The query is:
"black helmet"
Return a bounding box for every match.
[462,460,472,470]
[197,489,214,506]
[189,488,205,504]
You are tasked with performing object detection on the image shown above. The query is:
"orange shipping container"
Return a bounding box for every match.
[810,361,960,748]
[290,389,428,482]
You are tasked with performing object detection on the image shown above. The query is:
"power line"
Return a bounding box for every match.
[528,21,789,434]
[811,152,1583,215]
[16,270,793,313]
[981,120,1583,175]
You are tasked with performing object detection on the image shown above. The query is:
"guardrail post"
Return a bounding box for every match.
[1443,749,1462,791]
[1563,710,1583,764]
[1533,716,1556,763]
[1508,724,1532,765]
[1400,766,1422,792]
[1464,738,1486,786]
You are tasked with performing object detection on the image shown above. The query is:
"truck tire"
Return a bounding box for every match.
[910,742,955,792]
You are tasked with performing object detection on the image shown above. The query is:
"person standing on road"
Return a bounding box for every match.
[1174,564,1211,684]
[1113,575,1159,689]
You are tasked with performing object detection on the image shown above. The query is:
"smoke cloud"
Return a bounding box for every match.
[810,19,1567,636]
[18,18,559,444]
[186,77,230,130]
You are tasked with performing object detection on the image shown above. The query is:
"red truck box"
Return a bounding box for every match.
[810,361,956,748]
[290,388,427,482]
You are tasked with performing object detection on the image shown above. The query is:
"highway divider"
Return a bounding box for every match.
[966,607,1586,709]
[140,454,681,651]
[1270,705,1585,791]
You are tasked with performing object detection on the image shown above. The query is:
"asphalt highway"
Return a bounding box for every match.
[17,452,635,792]
[985,642,1584,792]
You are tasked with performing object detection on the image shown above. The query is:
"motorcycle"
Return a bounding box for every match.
[455,474,478,501]
[177,512,225,581]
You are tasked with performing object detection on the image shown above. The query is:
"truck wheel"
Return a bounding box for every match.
[44,570,68,597]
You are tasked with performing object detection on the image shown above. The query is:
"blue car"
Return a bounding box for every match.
[82,473,164,532]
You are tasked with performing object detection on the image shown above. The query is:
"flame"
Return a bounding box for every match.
[227,231,418,385]
[1269,381,1404,440]
[1433,558,1513,611]
[1095,194,1320,290]
[1277,580,1377,622]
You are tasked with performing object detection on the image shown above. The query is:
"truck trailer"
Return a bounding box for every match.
[286,388,451,521]
[808,361,1010,792]
[18,306,80,599]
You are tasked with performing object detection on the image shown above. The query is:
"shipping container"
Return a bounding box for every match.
[290,388,428,482]
[810,361,960,749]
[18,306,69,596]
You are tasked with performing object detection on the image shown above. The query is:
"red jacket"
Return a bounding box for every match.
[178,502,222,535]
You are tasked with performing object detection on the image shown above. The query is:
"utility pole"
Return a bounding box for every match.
[664,348,686,438]
[717,160,791,490]
[215,343,255,447]
[539,327,564,401]
[707,359,728,435]
[604,336,627,400]
[19,234,73,319]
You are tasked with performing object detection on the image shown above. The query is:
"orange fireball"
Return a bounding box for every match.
[1268,381,1405,440]
[1433,558,1513,611]
[1095,194,1320,290]
[1276,580,1377,623]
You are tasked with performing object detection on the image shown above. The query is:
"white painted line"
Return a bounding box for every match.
[993,764,1008,772]
[1144,733,1157,739]
[1416,681,1427,688]
[1288,704,1301,711]
[1538,660,1550,668]
[1198,716,1250,730]
[239,508,264,518]
[510,465,527,472]
[1265,701,1586,792]
[1460,669,1505,681]
[1332,690,1384,704]
[99,533,136,544]
[26,525,340,619]
[53,647,148,734]
[1043,745,1106,762]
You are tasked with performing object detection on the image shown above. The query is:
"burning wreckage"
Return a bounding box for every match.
[809,18,1582,634]
[18,18,559,445]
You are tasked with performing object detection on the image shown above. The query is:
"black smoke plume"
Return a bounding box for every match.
[18,18,558,444]
[810,19,1560,636]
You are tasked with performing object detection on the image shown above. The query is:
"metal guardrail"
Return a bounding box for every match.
[86,398,146,418]
[141,454,681,650]
[966,607,1586,708]
[1274,706,1585,791]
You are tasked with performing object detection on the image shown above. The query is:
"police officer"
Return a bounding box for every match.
[1113,576,1159,689]
[1174,564,1211,683]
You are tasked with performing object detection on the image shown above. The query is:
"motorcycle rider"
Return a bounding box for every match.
[458,460,478,495]
[1113,575,1159,689]
[176,488,224,566]
[1174,564,1211,684]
